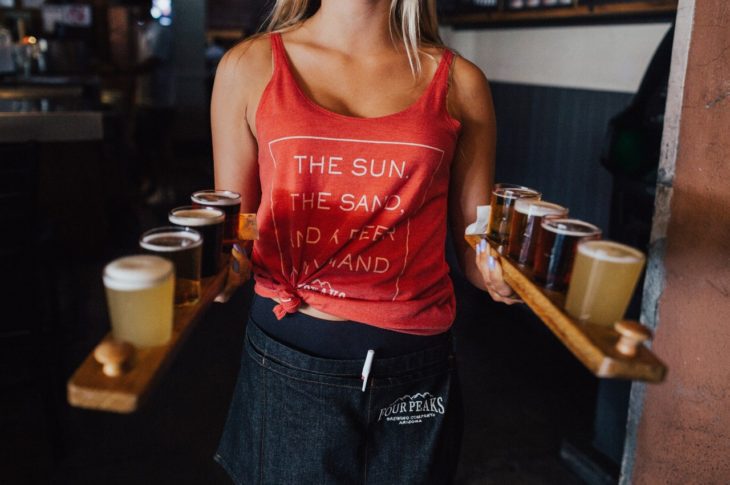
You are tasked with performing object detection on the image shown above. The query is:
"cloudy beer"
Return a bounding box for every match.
[488,183,541,246]
[533,218,601,291]
[565,240,646,326]
[169,206,225,277]
[103,255,174,347]
[191,190,241,248]
[508,199,568,266]
[140,227,203,306]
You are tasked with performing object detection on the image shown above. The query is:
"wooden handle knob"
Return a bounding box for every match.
[93,339,134,377]
[614,320,652,357]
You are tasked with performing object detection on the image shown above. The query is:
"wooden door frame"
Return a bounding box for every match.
[620,0,693,482]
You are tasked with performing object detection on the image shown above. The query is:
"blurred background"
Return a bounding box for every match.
[0,1,678,484]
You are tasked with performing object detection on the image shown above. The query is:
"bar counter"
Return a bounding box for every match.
[0,76,103,143]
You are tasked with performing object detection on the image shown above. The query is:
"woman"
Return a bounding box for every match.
[211,0,519,483]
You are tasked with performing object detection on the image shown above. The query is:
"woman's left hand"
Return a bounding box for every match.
[475,239,523,305]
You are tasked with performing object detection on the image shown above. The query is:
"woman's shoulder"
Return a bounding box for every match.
[451,54,490,96]
[420,45,489,94]
[215,34,274,91]
[445,52,493,122]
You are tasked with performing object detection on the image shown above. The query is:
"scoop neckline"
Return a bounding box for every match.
[273,33,449,122]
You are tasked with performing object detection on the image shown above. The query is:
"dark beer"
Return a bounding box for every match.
[488,183,541,246]
[191,190,241,248]
[508,199,568,267]
[169,206,225,277]
[140,226,203,306]
[533,218,601,291]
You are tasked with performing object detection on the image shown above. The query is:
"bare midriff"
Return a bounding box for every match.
[271,297,347,321]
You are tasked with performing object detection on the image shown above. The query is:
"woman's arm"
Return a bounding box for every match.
[209,39,272,301]
[448,56,520,305]
[211,39,271,213]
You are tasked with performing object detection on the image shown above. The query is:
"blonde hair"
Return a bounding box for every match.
[264,0,444,77]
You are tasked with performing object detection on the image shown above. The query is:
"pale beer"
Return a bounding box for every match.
[103,255,174,347]
[488,183,541,246]
[565,240,646,326]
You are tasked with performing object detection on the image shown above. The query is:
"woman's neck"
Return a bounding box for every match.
[303,0,395,55]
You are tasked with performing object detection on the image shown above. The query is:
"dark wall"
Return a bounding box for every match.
[208,0,269,33]
[490,81,633,232]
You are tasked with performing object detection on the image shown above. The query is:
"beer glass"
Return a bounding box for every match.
[508,199,568,267]
[565,240,646,326]
[191,190,241,249]
[488,183,541,246]
[169,205,225,277]
[103,255,174,347]
[140,226,203,306]
[533,218,601,291]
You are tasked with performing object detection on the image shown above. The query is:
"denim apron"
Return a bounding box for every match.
[215,321,463,485]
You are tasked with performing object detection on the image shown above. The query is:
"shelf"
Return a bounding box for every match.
[67,268,229,414]
[206,28,245,42]
[465,233,667,382]
[441,1,678,27]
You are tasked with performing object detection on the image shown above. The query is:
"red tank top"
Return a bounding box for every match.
[252,33,461,335]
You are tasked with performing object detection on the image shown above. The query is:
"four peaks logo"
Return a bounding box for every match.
[378,392,445,425]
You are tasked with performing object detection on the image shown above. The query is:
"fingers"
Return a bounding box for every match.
[214,285,237,303]
[475,238,492,285]
[475,239,523,305]
[215,244,252,304]
[485,245,513,296]
[231,243,252,283]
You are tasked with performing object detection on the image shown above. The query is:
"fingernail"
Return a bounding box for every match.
[479,239,487,252]
[488,255,496,270]
[475,243,481,255]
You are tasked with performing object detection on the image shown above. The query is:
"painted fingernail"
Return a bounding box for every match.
[479,239,487,252]
[475,242,481,254]
[488,255,496,270]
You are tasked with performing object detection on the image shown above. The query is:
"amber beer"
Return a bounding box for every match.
[140,227,203,306]
[508,199,568,266]
[565,240,646,326]
[191,190,241,248]
[488,183,541,246]
[103,255,174,347]
[169,206,225,277]
[533,218,601,291]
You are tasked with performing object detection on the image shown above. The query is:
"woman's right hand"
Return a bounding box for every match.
[475,239,523,305]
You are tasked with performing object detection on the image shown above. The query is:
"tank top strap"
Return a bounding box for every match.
[421,48,455,115]
[269,32,287,75]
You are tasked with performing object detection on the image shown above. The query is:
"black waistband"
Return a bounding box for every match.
[249,294,450,359]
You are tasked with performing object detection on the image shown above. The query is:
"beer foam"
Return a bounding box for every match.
[104,255,173,291]
[515,199,567,218]
[541,218,601,237]
[495,188,539,199]
[578,240,645,263]
[169,207,225,226]
[191,190,241,206]
[140,230,202,252]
